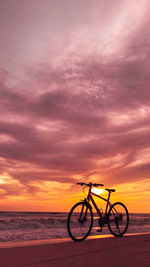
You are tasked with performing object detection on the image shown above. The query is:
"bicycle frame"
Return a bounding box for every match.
[67,183,129,241]
[86,186,112,218]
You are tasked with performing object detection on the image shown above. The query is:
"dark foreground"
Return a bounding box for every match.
[0,234,150,267]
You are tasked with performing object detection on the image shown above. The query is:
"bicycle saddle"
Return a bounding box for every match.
[105,188,116,193]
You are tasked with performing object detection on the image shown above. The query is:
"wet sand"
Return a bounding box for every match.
[0,234,149,267]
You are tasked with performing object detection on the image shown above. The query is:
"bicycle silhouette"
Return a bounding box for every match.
[67,182,129,241]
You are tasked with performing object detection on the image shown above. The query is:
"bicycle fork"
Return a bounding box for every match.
[78,202,88,223]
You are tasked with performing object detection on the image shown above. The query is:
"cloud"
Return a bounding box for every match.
[0,0,150,206]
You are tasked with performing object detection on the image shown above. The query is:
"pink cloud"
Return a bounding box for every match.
[0,0,150,202]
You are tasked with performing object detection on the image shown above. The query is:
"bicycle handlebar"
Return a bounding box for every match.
[76,182,104,187]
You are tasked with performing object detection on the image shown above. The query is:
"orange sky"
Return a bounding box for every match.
[0,173,150,213]
[0,0,150,213]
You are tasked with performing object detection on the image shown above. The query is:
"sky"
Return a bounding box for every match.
[0,0,150,212]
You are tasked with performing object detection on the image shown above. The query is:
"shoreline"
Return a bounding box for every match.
[0,233,149,267]
[0,231,150,249]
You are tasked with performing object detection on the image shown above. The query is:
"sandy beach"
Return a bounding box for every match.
[0,234,149,267]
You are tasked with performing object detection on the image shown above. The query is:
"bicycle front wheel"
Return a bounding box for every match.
[67,202,93,242]
[108,202,129,237]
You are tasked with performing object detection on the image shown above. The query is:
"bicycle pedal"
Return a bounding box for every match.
[96,229,102,232]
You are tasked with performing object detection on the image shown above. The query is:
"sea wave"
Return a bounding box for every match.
[0,217,68,230]
[0,212,150,242]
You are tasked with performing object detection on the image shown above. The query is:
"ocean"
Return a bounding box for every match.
[0,212,150,243]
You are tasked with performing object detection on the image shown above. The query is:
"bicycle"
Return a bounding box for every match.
[67,182,129,242]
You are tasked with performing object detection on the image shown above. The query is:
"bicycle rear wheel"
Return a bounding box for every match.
[108,202,129,237]
[67,201,93,242]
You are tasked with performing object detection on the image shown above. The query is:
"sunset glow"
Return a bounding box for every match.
[0,0,150,213]
[91,188,104,195]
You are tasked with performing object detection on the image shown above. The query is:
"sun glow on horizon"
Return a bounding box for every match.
[91,188,104,195]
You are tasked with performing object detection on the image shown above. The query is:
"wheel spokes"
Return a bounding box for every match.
[69,203,92,240]
[108,203,129,236]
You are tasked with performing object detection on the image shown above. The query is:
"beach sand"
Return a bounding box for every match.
[0,234,149,267]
